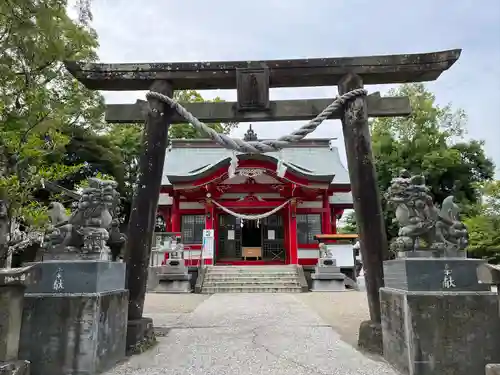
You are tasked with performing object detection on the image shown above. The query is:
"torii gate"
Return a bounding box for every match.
[65,48,461,352]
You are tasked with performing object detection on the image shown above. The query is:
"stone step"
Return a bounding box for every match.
[204,275,299,282]
[210,265,297,268]
[203,281,300,287]
[208,266,297,272]
[201,265,304,294]
[206,271,298,277]
[201,286,303,293]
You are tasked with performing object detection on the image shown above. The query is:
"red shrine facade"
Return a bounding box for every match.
[156,130,353,266]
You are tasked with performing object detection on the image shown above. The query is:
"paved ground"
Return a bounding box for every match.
[296,291,370,347]
[106,292,399,375]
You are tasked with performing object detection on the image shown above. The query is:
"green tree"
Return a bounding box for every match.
[344,84,495,242]
[338,211,357,234]
[58,125,125,191]
[465,181,500,262]
[369,83,494,242]
[0,0,104,264]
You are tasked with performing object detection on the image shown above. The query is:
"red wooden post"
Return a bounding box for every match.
[164,207,172,232]
[283,209,290,264]
[288,199,298,264]
[171,194,180,232]
[322,193,332,234]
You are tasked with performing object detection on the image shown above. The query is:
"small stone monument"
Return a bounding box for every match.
[150,236,192,293]
[310,243,346,291]
[147,234,172,291]
[477,264,500,375]
[19,178,128,375]
[380,170,500,375]
[0,265,40,375]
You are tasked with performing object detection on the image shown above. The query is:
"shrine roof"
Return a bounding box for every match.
[161,139,349,186]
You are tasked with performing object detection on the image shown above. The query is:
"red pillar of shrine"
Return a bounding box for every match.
[283,209,290,263]
[164,206,172,232]
[203,199,215,265]
[287,199,298,264]
[171,194,180,232]
[322,193,332,234]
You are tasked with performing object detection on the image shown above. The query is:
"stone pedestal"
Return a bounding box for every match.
[0,266,40,375]
[41,247,104,261]
[381,258,500,375]
[147,265,161,292]
[356,272,366,292]
[487,364,500,375]
[310,258,346,292]
[148,262,191,293]
[384,258,489,292]
[19,261,128,375]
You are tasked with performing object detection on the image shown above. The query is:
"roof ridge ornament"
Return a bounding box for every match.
[243,125,258,141]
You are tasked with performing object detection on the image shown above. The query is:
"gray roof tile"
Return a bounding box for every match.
[161,141,350,186]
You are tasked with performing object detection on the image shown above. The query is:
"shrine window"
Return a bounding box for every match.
[181,214,205,244]
[297,214,322,244]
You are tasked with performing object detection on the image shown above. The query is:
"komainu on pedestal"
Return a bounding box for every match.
[310,244,346,292]
[43,177,126,261]
[18,178,129,375]
[380,170,500,375]
[148,234,192,293]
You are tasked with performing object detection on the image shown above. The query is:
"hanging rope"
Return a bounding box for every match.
[212,199,292,220]
[146,88,367,153]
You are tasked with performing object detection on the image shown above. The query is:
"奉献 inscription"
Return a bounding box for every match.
[52,268,64,292]
[442,264,456,289]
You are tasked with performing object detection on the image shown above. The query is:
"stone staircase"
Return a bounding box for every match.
[200,265,307,293]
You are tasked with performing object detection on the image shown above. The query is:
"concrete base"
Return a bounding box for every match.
[311,279,345,291]
[310,271,346,292]
[149,272,192,294]
[19,290,128,375]
[486,364,500,375]
[0,360,30,375]
[356,275,366,291]
[126,317,155,355]
[152,279,192,293]
[357,320,383,355]
[147,266,161,292]
[380,287,500,375]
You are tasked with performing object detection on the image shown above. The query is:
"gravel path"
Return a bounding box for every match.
[106,293,398,375]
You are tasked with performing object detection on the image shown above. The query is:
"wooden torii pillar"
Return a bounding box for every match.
[65,48,461,352]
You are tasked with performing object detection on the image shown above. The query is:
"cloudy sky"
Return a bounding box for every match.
[84,0,500,176]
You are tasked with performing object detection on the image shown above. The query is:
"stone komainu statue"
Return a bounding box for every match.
[385,170,468,256]
[45,178,125,256]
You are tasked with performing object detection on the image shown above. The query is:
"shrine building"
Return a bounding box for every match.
[156,126,353,266]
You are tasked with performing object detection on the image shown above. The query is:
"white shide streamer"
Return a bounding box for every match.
[212,198,292,221]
